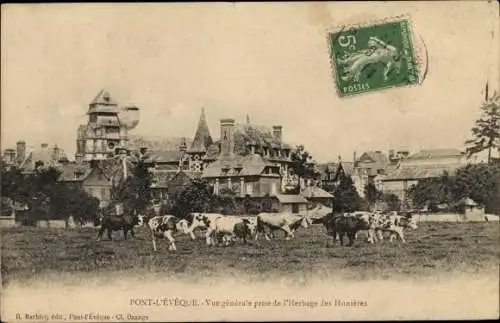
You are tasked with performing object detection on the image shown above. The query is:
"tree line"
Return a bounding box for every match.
[0,162,100,225]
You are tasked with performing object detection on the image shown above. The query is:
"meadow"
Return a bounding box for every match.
[1,222,499,286]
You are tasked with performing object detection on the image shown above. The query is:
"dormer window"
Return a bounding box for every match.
[234,164,243,175]
[221,164,230,174]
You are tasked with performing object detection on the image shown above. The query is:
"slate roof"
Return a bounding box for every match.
[318,161,356,181]
[275,194,309,204]
[57,163,93,182]
[359,151,389,165]
[90,89,118,106]
[189,108,213,153]
[145,150,182,164]
[151,170,178,188]
[128,135,193,152]
[19,144,67,172]
[458,197,479,206]
[300,186,333,199]
[407,149,464,160]
[202,153,278,178]
[382,164,463,181]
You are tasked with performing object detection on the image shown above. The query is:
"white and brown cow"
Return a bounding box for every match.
[185,213,224,242]
[142,215,190,252]
[206,216,258,246]
[255,212,312,241]
[374,212,418,243]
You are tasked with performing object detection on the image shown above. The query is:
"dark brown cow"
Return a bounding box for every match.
[96,203,141,241]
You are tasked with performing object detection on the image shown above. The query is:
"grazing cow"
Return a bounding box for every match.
[185,213,224,241]
[207,216,258,246]
[96,203,141,241]
[320,211,382,246]
[375,212,418,243]
[144,215,190,252]
[255,212,312,241]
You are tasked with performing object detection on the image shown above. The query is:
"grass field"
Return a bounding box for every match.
[1,222,499,286]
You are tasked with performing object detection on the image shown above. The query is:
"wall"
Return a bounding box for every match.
[82,169,112,207]
[280,203,308,214]
[381,179,418,201]
[0,216,18,228]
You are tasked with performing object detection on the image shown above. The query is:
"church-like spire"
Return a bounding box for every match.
[189,107,213,153]
[246,114,250,124]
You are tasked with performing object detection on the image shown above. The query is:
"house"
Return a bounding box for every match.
[128,109,305,201]
[380,148,470,202]
[300,186,333,207]
[2,141,67,173]
[273,194,309,214]
[57,158,129,208]
[75,90,140,161]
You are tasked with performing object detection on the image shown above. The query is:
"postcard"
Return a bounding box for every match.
[1,2,499,322]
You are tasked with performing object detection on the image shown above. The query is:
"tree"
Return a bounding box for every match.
[332,174,362,212]
[364,183,383,211]
[453,163,500,211]
[210,187,238,214]
[465,92,500,164]
[171,179,212,218]
[289,145,320,193]
[381,193,401,211]
[114,158,153,215]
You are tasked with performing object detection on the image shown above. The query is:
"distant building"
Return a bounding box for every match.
[131,109,304,200]
[380,148,472,202]
[76,90,139,161]
[57,157,131,208]
[2,140,67,173]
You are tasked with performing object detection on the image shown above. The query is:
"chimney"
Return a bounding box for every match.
[353,151,357,162]
[220,118,235,157]
[52,145,60,161]
[16,140,26,162]
[89,159,99,169]
[4,149,15,163]
[389,149,395,159]
[272,125,283,142]
[75,153,84,164]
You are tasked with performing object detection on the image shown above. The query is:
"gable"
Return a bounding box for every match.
[358,153,376,163]
[83,168,111,186]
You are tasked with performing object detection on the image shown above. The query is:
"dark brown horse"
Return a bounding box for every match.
[96,202,142,241]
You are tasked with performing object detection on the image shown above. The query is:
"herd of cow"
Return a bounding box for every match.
[95,203,419,252]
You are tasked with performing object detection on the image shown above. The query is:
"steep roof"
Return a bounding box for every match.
[202,153,277,178]
[57,163,93,182]
[408,149,464,160]
[382,163,463,181]
[459,197,479,206]
[90,89,118,106]
[189,108,213,153]
[359,151,389,165]
[145,150,182,164]
[19,144,66,171]
[128,135,192,152]
[275,194,309,204]
[300,186,333,199]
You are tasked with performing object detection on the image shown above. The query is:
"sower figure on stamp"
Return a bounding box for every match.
[338,36,402,83]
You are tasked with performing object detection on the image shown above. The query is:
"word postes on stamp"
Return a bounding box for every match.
[328,16,420,97]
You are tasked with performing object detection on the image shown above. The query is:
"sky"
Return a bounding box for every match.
[1,2,498,163]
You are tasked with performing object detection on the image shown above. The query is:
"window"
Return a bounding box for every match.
[246,183,253,196]
[292,204,299,213]
[101,187,107,200]
[270,183,277,196]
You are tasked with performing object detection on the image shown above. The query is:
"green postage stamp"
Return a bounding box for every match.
[328,16,420,97]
